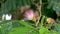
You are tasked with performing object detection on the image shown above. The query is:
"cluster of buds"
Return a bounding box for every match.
[46,18,55,24]
[45,18,55,29]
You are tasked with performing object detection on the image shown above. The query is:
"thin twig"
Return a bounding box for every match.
[35,0,42,27]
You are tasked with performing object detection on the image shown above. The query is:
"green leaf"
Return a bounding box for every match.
[39,26,58,34]
[39,26,50,34]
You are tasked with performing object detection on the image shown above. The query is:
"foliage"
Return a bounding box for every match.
[0,20,37,34]
[0,20,12,34]
[0,0,60,34]
[39,26,58,34]
[47,0,60,14]
[9,20,39,34]
[0,0,31,15]
[0,18,59,34]
[52,23,60,34]
[39,16,59,34]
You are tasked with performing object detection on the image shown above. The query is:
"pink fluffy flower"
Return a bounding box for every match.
[23,9,34,20]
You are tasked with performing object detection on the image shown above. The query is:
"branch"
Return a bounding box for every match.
[35,0,42,27]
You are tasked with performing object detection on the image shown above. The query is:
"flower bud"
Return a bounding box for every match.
[46,18,55,24]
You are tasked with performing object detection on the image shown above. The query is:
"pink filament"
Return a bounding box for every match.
[23,9,34,20]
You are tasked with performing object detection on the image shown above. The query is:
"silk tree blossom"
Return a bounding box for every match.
[23,9,34,20]
[23,9,39,21]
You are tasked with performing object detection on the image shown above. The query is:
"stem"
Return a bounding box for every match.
[35,0,42,27]
[40,16,45,26]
